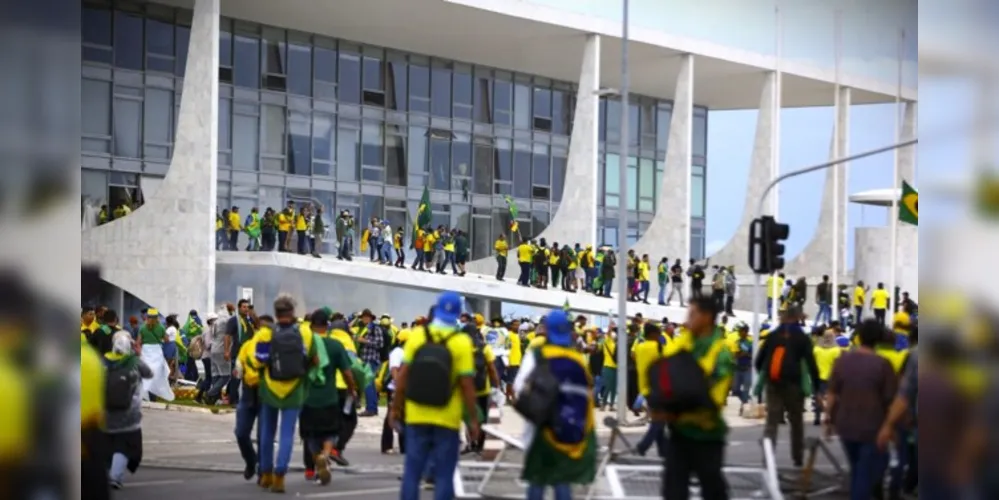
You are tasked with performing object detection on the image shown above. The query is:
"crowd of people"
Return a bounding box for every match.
[81,274,941,500]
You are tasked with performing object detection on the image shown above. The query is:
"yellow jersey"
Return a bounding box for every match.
[494,239,508,257]
[871,289,890,310]
[813,346,842,381]
[277,212,292,232]
[637,261,650,282]
[853,286,866,307]
[228,211,241,230]
[517,243,533,263]
[403,325,474,431]
[634,339,663,396]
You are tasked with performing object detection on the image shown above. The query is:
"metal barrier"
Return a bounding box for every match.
[779,437,847,498]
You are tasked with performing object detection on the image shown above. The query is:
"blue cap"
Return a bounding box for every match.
[544,309,573,346]
[835,335,850,348]
[433,291,463,325]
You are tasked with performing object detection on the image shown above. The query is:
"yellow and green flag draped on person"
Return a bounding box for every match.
[899,180,918,225]
[412,186,432,247]
[505,195,520,235]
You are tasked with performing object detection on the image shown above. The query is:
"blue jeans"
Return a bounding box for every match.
[732,369,752,404]
[338,235,353,259]
[815,302,832,325]
[602,278,613,297]
[401,425,460,500]
[639,281,650,301]
[527,484,572,500]
[381,243,393,263]
[413,249,425,269]
[234,391,260,471]
[658,282,666,304]
[592,375,603,405]
[445,251,458,273]
[840,440,887,500]
[766,297,774,317]
[365,360,381,414]
[584,268,595,290]
[635,420,668,458]
[216,229,226,250]
[258,404,301,476]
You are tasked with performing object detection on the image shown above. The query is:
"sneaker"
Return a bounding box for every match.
[315,454,331,485]
[304,469,316,481]
[270,474,286,493]
[329,449,350,467]
[109,480,123,490]
[244,463,256,480]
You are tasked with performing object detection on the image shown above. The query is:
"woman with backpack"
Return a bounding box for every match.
[104,331,153,489]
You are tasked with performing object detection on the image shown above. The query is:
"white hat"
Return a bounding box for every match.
[206,312,219,322]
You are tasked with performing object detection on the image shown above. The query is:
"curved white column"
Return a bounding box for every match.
[466,34,600,276]
[81,0,219,315]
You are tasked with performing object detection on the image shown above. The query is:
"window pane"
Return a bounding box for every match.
[362,122,384,167]
[287,43,311,96]
[629,102,640,147]
[451,204,470,234]
[338,51,361,103]
[82,79,111,136]
[114,11,143,70]
[472,217,491,260]
[532,88,551,118]
[233,114,259,170]
[408,126,428,176]
[627,156,638,210]
[146,19,173,56]
[532,146,549,186]
[219,29,232,66]
[691,174,705,218]
[233,36,260,88]
[288,110,310,175]
[472,143,493,195]
[453,69,472,106]
[314,47,336,82]
[657,108,671,153]
[605,154,620,195]
[83,7,112,46]
[113,99,141,157]
[410,64,429,98]
[514,84,530,129]
[693,113,707,157]
[552,90,569,135]
[552,154,566,202]
[219,99,231,150]
[452,137,471,193]
[654,160,664,210]
[639,159,655,198]
[362,195,383,223]
[494,80,512,125]
[494,139,512,182]
[474,76,491,123]
[430,138,450,190]
[491,208,512,244]
[431,65,451,118]
[263,31,285,75]
[261,105,286,157]
[513,145,530,199]
[387,61,407,111]
[175,25,190,75]
[337,127,359,180]
[386,133,406,186]
[143,88,173,144]
[605,99,621,144]
[363,57,383,91]
[311,113,334,163]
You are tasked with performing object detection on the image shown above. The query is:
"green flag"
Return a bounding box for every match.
[412,186,432,246]
[898,180,918,225]
[504,195,520,234]
[563,298,571,313]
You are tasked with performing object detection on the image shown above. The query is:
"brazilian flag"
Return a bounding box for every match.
[412,186,432,247]
[899,180,917,226]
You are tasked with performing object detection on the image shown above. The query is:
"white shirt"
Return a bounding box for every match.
[387,347,404,391]
[165,326,178,343]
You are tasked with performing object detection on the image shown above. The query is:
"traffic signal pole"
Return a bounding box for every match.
[749,138,918,393]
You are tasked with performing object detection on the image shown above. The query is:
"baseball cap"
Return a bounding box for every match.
[433,291,463,325]
[206,312,219,322]
[147,308,159,316]
[544,309,573,346]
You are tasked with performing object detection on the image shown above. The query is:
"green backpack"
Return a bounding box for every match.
[348,351,374,391]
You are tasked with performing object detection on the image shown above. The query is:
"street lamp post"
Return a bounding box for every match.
[615,0,631,425]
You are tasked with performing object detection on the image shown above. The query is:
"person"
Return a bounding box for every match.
[252,295,318,493]
[205,306,232,404]
[666,259,684,306]
[824,320,897,500]
[296,205,311,255]
[382,330,408,454]
[730,323,753,416]
[301,309,359,486]
[754,305,819,467]
[656,258,669,306]
[687,259,705,299]
[163,314,181,382]
[194,312,217,403]
[633,322,668,457]
[870,282,890,326]
[600,250,617,297]
[597,325,618,410]
[104,332,153,489]
[277,204,293,252]
[724,267,737,316]
[637,254,651,304]
[815,275,833,326]
[661,297,734,500]
[391,291,480,500]
[226,299,255,406]
[137,309,174,401]
[517,238,533,286]
[468,323,500,453]
[812,329,842,426]
[765,272,784,318]
[853,281,866,322]
[394,230,406,268]
[356,309,386,417]
[327,314,358,466]
[311,206,325,258]
[233,313,264,482]
[514,310,597,499]
[228,206,242,251]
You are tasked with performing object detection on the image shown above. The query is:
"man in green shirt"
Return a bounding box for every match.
[300,309,358,486]
[255,295,317,493]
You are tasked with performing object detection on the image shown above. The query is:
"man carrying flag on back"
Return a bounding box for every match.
[411,186,432,270]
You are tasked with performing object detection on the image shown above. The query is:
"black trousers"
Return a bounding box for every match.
[663,433,728,500]
[725,294,734,315]
[874,308,886,326]
[473,395,490,451]
[336,389,358,453]
[496,255,507,279]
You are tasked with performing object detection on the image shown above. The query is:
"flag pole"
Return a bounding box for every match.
[831,8,842,314]
[768,0,783,322]
[889,28,903,314]
[615,0,631,425]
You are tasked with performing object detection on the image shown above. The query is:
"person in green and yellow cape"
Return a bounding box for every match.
[244,207,262,251]
[513,309,597,498]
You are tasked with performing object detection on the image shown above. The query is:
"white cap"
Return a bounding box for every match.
[206,312,219,322]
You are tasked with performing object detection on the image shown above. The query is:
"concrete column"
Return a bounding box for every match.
[786,87,851,279]
[897,101,916,183]
[465,34,600,276]
[81,0,219,315]
[704,72,776,267]
[632,54,693,263]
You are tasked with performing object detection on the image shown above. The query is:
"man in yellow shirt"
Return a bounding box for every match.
[390,292,479,498]
[637,254,651,304]
[516,240,533,287]
[870,282,890,326]
[853,280,867,323]
[276,204,293,252]
[765,273,785,319]
[227,206,242,251]
[421,228,436,273]
[598,327,619,410]
[494,235,508,281]
[633,322,667,456]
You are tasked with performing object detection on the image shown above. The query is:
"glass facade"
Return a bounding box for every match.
[80,0,708,260]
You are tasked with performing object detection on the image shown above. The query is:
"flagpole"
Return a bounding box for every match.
[831,9,842,316]
[768,0,783,322]
[889,28,903,314]
[615,0,631,425]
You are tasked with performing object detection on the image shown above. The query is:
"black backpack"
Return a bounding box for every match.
[513,348,560,426]
[105,364,138,411]
[464,324,489,392]
[646,348,716,414]
[407,328,456,407]
[268,324,307,381]
[692,266,704,281]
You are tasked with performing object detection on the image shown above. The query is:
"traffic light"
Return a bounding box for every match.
[748,216,790,274]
